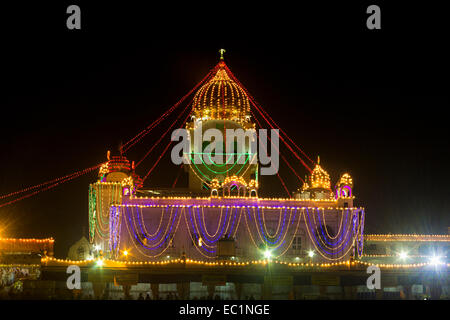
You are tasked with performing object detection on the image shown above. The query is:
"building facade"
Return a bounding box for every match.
[88,59,364,264]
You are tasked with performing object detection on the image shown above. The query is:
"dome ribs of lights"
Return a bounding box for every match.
[191,61,251,124]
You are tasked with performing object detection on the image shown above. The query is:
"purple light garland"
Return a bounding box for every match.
[126,206,179,251]
[255,207,286,245]
[305,208,356,256]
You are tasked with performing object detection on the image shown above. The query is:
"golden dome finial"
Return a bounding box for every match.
[192,57,250,124]
[219,48,226,60]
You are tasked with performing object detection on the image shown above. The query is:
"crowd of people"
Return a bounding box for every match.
[0,266,36,288]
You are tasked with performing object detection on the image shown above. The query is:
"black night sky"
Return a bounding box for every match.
[1,2,448,257]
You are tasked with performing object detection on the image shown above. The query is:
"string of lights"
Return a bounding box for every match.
[252,110,305,183]
[139,206,166,238]
[109,206,122,258]
[184,207,217,259]
[254,207,286,245]
[88,185,97,242]
[185,152,253,187]
[0,163,102,201]
[122,205,183,258]
[252,102,312,173]
[199,206,225,239]
[303,208,362,261]
[188,206,231,248]
[93,183,121,241]
[141,105,194,181]
[130,205,176,248]
[223,63,314,168]
[0,164,102,209]
[171,165,184,188]
[275,210,302,258]
[94,182,108,240]
[107,201,363,262]
[187,206,219,250]
[42,255,448,269]
[356,209,365,257]
[321,208,345,240]
[254,119,292,198]
[261,207,284,239]
[232,207,243,238]
[120,69,215,153]
[312,208,352,251]
[245,207,297,252]
[135,99,194,168]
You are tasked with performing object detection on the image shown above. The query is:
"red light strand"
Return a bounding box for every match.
[252,100,312,173]
[0,164,103,201]
[223,64,314,169]
[135,99,194,168]
[121,69,214,154]
[254,123,292,198]
[0,164,102,208]
[255,100,315,165]
[171,165,184,189]
[142,106,193,182]
[252,111,304,184]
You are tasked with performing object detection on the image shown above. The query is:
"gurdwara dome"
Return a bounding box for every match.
[309,157,331,190]
[192,61,251,124]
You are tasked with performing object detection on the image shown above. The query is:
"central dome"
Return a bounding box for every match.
[309,157,331,190]
[192,61,250,124]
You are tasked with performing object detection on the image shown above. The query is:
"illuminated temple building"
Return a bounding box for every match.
[88,58,365,263]
[2,54,448,300]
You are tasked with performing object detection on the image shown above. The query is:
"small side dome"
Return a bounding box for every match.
[335,173,353,199]
[337,173,353,187]
[98,152,143,188]
[301,180,310,191]
[98,152,131,178]
[309,156,331,190]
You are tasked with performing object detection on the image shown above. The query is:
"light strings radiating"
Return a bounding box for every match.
[252,110,305,184]
[135,98,194,168]
[0,163,102,209]
[120,68,215,154]
[141,104,194,182]
[223,62,314,169]
[253,115,292,197]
